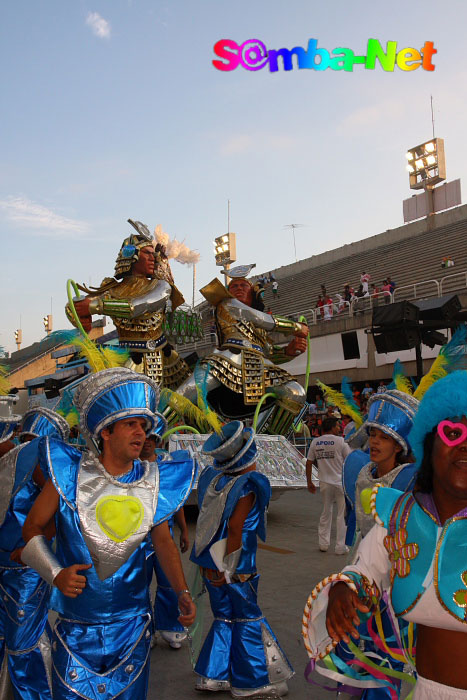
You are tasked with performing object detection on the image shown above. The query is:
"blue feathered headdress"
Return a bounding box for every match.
[409,370,467,464]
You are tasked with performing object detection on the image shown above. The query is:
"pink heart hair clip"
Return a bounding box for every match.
[437,420,467,447]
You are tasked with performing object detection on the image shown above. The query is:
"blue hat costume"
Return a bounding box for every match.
[409,370,467,465]
[362,389,419,455]
[0,396,21,443]
[20,406,70,442]
[73,367,160,441]
[203,420,257,473]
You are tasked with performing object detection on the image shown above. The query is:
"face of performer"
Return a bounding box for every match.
[132,246,155,277]
[101,417,147,464]
[432,416,467,503]
[140,435,157,461]
[228,279,254,306]
[368,427,402,473]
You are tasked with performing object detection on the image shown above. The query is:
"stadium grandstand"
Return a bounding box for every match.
[182,202,467,388]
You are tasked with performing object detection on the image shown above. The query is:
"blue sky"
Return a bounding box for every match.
[1,0,465,354]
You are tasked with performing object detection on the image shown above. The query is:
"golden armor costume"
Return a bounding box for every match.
[174,274,307,435]
[66,220,191,390]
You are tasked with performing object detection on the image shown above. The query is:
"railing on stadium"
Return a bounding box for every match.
[179,270,467,351]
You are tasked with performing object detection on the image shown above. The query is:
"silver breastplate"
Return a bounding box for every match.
[355,462,409,538]
[194,473,240,557]
[77,454,159,580]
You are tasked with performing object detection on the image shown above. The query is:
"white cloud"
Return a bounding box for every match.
[86,12,111,39]
[0,196,89,237]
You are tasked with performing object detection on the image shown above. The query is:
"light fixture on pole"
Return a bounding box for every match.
[214,232,237,285]
[405,138,445,191]
[43,315,53,334]
[14,329,22,351]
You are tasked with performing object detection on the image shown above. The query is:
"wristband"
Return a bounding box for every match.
[21,535,64,586]
[177,589,191,599]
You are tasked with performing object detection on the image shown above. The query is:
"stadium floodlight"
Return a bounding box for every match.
[214,232,236,267]
[43,314,53,334]
[14,329,22,350]
[406,137,446,190]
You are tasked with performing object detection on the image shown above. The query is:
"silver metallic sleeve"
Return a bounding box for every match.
[129,280,172,317]
[21,535,64,585]
[224,299,275,331]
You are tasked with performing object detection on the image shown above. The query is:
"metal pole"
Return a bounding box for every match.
[415,340,423,384]
[192,264,196,309]
[292,226,297,262]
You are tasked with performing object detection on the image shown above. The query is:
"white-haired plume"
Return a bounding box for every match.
[154,224,200,265]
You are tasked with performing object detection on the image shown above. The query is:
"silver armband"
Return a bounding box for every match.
[21,535,64,586]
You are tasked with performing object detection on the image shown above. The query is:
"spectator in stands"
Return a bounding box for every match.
[266,307,273,315]
[320,284,327,297]
[343,284,352,303]
[370,282,380,306]
[387,276,396,293]
[271,279,279,298]
[360,271,371,295]
[307,414,321,438]
[316,295,325,320]
[441,256,455,268]
[381,279,391,304]
[377,379,388,394]
[335,293,346,315]
[342,414,356,439]
[316,394,326,416]
[323,295,334,321]
[361,381,374,400]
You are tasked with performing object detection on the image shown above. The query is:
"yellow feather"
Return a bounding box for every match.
[161,388,223,434]
[68,336,129,373]
[413,355,448,400]
[316,379,363,428]
[0,364,11,396]
[394,374,413,395]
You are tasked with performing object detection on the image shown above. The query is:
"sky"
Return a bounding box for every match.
[1,0,466,354]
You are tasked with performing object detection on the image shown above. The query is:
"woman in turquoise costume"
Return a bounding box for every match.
[190,420,294,698]
[0,405,69,699]
[21,367,198,700]
[303,370,467,699]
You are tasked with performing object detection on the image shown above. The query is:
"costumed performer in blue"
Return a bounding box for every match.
[21,367,198,700]
[303,370,467,699]
[191,420,294,698]
[140,421,191,651]
[0,404,70,699]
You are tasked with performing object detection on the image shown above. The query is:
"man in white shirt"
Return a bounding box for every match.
[306,417,351,555]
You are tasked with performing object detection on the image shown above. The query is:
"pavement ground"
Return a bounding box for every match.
[148,488,357,700]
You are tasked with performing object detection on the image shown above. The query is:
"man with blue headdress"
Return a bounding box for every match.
[190,420,294,698]
[21,367,198,700]
[0,403,70,699]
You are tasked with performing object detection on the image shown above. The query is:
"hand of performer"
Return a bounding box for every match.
[285,336,307,357]
[10,547,24,564]
[177,591,196,627]
[179,530,189,553]
[72,298,93,333]
[326,582,370,644]
[295,323,309,338]
[54,563,92,598]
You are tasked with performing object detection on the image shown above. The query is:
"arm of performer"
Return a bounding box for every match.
[224,298,308,356]
[174,507,189,553]
[305,441,317,493]
[326,524,391,644]
[22,479,91,597]
[151,520,196,626]
[69,280,173,332]
[209,492,255,587]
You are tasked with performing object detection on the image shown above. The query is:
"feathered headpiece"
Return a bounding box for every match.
[316,378,363,428]
[45,330,129,374]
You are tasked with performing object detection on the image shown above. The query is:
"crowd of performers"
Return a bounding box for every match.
[0,219,466,699]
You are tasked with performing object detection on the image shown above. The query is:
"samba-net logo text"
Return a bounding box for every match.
[212,38,436,73]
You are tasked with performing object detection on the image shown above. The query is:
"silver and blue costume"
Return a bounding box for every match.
[0,406,69,700]
[190,421,293,697]
[23,368,198,700]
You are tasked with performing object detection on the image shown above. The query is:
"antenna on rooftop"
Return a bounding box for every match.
[283,223,307,262]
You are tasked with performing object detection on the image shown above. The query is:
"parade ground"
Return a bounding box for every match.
[149,488,349,700]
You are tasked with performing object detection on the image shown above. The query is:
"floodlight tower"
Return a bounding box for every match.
[405,137,446,216]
